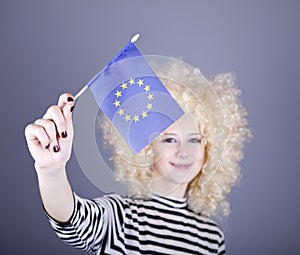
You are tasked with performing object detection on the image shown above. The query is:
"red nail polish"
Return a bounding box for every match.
[53,145,59,153]
[61,131,67,138]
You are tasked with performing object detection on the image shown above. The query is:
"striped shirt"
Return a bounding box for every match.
[47,193,226,255]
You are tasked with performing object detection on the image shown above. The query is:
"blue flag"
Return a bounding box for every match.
[87,38,185,153]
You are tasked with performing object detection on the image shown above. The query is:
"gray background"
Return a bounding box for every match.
[1,0,299,254]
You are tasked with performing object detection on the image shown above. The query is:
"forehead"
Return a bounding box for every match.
[164,114,200,134]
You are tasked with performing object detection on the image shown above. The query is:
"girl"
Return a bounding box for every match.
[25,57,251,254]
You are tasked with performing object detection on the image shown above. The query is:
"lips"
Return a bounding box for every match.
[170,162,193,170]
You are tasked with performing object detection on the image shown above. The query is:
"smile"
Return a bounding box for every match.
[170,162,193,170]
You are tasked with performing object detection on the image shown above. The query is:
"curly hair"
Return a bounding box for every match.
[99,56,251,218]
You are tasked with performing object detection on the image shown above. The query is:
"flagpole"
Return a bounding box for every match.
[74,34,140,100]
[74,85,88,100]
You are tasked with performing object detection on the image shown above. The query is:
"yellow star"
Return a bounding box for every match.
[121,82,127,90]
[144,85,150,92]
[142,111,148,118]
[146,103,153,110]
[133,115,140,122]
[114,90,122,98]
[124,114,131,122]
[137,79,144,86]
[147,93,154,100]
[113,100,121,107]
[118,108,125,116]
[129,78,135,85]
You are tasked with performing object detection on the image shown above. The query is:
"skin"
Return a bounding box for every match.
[24,93,75,222]
[151,114,205,199]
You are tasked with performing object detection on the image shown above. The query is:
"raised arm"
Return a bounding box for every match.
[25,93,75,222]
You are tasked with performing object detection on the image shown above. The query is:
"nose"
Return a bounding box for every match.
[175,142,189,158]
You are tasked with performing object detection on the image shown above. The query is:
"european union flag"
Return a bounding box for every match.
[87,36,184,153]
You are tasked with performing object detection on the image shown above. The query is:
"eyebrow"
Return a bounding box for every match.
[163,132,201,136]
[189,133,202,136]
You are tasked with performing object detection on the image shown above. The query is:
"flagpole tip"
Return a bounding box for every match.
[131,33,140,43]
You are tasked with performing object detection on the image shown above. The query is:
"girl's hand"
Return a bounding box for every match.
[25,93,75,174]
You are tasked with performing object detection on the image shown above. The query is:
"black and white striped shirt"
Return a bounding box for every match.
[47,193,226,255]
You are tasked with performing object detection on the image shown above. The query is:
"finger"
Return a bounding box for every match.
[58,93,75,134]
[43,105,67,140]
[25,123,51,149]
[58,93,75,109]
[34,119,59,150]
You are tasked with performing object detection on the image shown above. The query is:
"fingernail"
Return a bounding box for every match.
[53,145,59,153]
[67,97,74,102]
[70,106,75,112]
[61,131,67,138]
[45,144,50,149]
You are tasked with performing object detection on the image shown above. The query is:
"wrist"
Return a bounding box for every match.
[35,163,66,177]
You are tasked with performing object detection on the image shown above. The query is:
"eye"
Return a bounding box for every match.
[162,137,177,143]
[188,138,202,143]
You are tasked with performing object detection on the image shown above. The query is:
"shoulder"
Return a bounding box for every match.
[73,192,140,209]
[185,210,225,240]
[91,193,136,210]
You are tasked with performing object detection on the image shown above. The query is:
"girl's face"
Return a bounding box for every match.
[152,114,205,197]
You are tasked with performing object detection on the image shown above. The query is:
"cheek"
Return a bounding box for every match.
[189,142,204,154]
[193,145,205,166]
[188,147,205,180]
[152,146,175,173]
[153,151,169,169]
[153,143,176,162]
[152,157,168,179]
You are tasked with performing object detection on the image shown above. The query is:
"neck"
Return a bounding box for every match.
[151,177,188,199]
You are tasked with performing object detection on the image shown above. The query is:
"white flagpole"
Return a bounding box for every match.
[74,33,140,100]
[74,85,88,100]
[131,33,140,43]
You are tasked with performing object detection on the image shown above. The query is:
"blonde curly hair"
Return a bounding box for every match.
[99,56,251,218]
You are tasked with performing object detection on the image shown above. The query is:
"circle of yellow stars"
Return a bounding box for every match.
[113,78,154,123]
